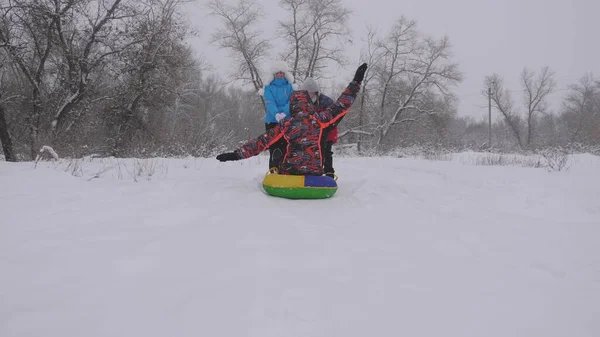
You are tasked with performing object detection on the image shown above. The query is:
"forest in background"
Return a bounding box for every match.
[1,0,598,162]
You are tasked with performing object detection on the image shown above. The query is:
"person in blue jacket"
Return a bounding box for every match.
[259,60,298,171]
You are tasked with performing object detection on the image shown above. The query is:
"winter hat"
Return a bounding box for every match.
[270,61,290,76]
[301,77,320,94]
[258,60,299,96]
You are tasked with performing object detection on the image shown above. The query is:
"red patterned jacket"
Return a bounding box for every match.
[235,80,361,175]
[313,94,339,143]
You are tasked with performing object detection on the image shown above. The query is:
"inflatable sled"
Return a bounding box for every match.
[262,172,338,199]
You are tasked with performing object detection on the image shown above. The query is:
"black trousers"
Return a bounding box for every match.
[320,125,335,175]
[265,123,287,169]
[322,140,334,174]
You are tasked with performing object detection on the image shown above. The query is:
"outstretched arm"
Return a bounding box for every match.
[314,81,360,127]
[315,63,367,127]
[216,124,286,162]
[236,124,286,159]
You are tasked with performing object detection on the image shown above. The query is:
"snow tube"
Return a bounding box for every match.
[262,173,338,199]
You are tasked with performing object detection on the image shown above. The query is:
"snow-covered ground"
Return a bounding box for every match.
[1,153,599,337]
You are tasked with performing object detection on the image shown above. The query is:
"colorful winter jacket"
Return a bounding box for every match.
[314,93,340,143]
[263,78,294,123]
[234,80,361,175]
[325,123,339,143]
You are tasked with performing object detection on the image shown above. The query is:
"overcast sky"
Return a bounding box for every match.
[185,0,600,119]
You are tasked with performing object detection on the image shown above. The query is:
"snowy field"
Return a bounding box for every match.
[1,152,599,337]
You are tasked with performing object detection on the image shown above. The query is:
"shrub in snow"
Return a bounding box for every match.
[539,148,570,172]
[64,158,84,177]
[471,153,544,168]
[34,146,59,168]
[36,146,59,160]
[119,158,168,182]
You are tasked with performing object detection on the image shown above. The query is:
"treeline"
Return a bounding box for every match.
[0,0,598,162]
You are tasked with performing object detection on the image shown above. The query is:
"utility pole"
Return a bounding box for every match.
[488,86,492,151]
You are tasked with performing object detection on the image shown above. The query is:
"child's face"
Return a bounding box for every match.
[274,71,285,79]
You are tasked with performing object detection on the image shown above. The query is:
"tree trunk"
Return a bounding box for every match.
[28,92,43,160]
[527,113,533,147]
[0,104,16,162]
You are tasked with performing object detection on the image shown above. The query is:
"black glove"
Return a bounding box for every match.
[216,152,240,162]
[353,63,368,83]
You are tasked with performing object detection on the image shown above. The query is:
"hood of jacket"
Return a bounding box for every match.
[289,90,316,118]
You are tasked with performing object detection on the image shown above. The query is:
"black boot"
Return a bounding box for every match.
[269,148,283,173]
[323,141,335,178]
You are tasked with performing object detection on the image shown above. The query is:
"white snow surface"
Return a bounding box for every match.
[1,153,599,337]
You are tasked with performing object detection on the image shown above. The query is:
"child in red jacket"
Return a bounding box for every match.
[302,77,338,178]
[215,64,368,176]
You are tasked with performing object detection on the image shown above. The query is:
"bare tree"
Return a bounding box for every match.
[484,74,524,150]
[562,73,600,144]
[0,76,15,161]
[521,66,556,146]
[0,51,17,161]
[1,0,203,158]
[483,67,556,150]
[110,0,194,156]
[47,0,136,138]
[278,0,312,80]
[373,16,418,144]
[302,0,351,79]
[0,0,144,157]
[0,0,55,158]
[208,0,270,92]
[341,25,383,152]
[377,33,462,145]
[0,105,12,161]
[278,0,351,81]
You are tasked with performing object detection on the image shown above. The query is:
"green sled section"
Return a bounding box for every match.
[262,185,337,199]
